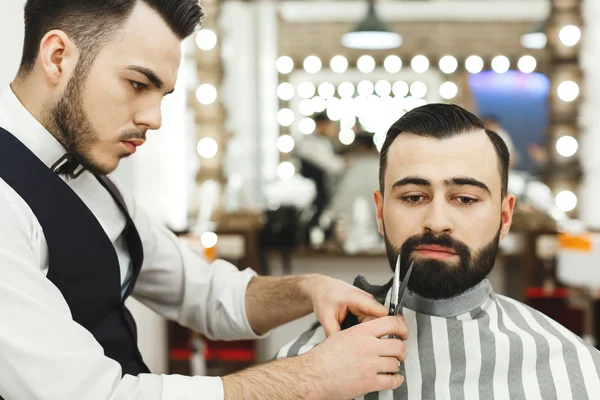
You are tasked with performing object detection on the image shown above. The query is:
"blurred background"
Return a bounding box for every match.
[3,0,600,379]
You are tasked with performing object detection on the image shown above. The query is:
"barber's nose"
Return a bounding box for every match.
[134,105,162,131]
[422,198,453,234]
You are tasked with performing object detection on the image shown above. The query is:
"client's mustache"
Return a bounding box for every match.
[401,231,470,255]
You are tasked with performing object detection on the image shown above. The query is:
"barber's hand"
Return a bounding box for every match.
[306,316,408,399]
[301,275,389,337]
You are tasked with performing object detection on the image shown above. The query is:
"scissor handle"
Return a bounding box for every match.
[388,304,397,316]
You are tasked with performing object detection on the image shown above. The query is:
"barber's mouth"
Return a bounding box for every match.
[415,245,458,260]
[121,139,145,154]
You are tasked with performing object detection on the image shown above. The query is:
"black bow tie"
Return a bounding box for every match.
[51,153,85,178]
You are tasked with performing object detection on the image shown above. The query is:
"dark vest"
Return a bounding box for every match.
[0,127,150,376]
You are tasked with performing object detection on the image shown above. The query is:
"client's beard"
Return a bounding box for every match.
[384,224,501,299]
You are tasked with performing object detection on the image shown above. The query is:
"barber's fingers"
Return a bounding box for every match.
[321,309,342,337]
[358,315,409,340]
[375,336,407,361]
[373,369,405,391]
[377,356,403,375]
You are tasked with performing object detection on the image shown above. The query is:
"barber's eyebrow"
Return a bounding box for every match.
[125,65,175,95]
[391,176,491,195]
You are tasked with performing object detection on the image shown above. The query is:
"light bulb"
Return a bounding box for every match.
[276,56,294,74]
[555,190,577,212]
[357,55,376,73]
[439,82,458,100]
[277,108,294,126]
[384,55,402,73]
[559,25,581,47]
[411,55,429,73]
[556,136,578,157]
[439,56,458,74]
[196,29,217,51]
[557,81,579,102]
[277,82,295,101]
[277,135,295,153]
[304,56,322,73]
[465,56,484,74]
[330,55,349,73]
[196,84,217,105]
[277,162,295,180]
[517,56,537,74]
[197,138,218,159]
[491,56,510,74]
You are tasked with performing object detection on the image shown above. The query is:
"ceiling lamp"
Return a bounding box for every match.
[341,0,402,50]
[520,20,547,49]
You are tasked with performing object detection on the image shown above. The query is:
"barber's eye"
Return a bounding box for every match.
[130,81,146,91]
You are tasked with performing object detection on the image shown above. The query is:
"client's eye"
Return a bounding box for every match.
[402,195,424,204]
[456,197,478,205]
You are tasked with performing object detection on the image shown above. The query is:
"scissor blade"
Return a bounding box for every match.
[395,261,414,313]
[387,256,401,316]
[393,256,401,301]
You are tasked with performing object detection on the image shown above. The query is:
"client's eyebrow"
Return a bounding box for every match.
[391,176,491,195]
[445,177,491,195]
[391,176,431,190]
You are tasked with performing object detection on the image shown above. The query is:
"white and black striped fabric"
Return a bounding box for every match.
[276,277,600,399]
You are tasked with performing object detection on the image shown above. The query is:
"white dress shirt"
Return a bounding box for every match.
[0,85,264,400]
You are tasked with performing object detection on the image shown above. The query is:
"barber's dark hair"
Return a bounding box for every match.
[18,0,203,75]
[379,103,509,197]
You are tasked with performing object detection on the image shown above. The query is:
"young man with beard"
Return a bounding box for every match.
[277,103,600,399]
[0,1,409,399]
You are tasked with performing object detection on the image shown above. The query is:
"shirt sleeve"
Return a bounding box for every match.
[0,180,226,400]
[111,177,267,341]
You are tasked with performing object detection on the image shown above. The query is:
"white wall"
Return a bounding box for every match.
[0,0,25,87]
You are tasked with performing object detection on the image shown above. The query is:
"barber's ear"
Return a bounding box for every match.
[499,194,516,240]
[374,190,384,236]
[38,30,78,86]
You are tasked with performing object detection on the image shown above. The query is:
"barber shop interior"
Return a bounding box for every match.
[2,0,600,398]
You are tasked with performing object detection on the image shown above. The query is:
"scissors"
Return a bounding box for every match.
[388,256,414,330]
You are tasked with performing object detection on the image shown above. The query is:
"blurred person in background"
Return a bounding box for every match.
[325,131,381,251]
[297,112,347,233]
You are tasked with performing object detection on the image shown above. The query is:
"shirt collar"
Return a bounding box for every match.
[0,85,71,171]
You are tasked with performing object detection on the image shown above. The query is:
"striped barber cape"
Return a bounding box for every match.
[276,277,600,399]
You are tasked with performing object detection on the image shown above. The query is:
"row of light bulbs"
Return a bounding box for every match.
[277,54,539,75]
[194,130,577,163]
[278,80,458,104]
[194,30,219,106]
[280,97,427,128]
[549,24,581,213]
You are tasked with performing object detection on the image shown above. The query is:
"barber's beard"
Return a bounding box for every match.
[384,223,502,300]
[46,64,112,175]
